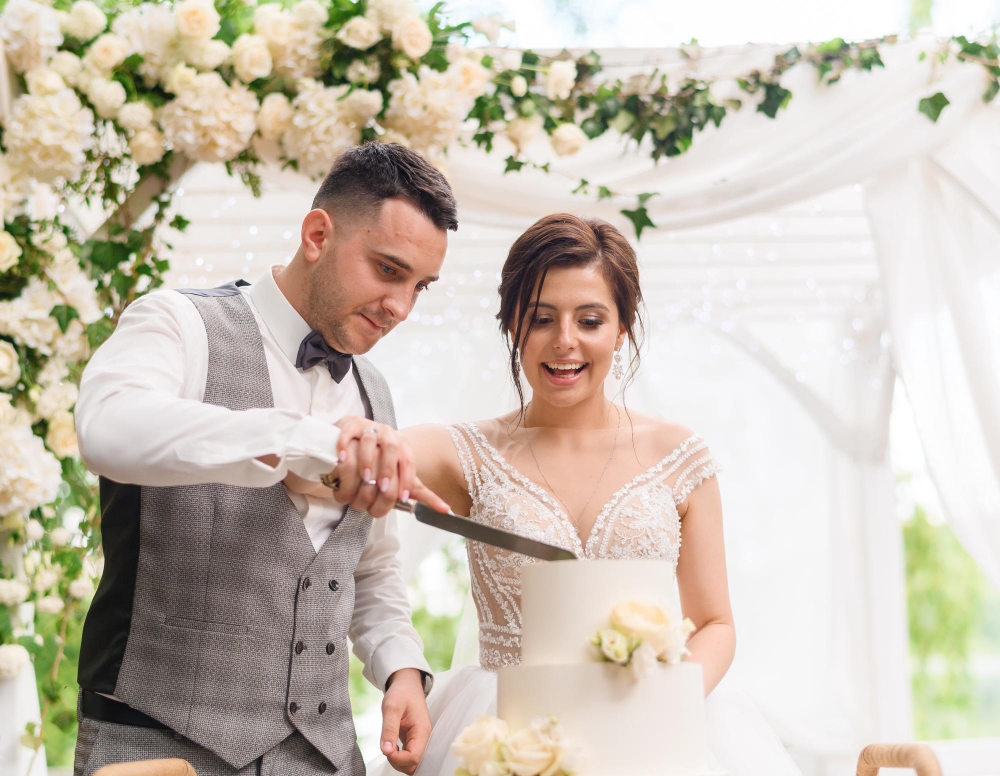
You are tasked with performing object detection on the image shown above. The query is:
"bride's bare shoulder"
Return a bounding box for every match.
[621,408,702,461]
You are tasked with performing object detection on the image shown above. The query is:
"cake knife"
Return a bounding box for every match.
[395,501,577,561]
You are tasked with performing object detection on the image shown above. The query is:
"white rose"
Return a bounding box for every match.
[232,33,272,82]
[164,62,198,94]
[391,16,432,60]
[25,67,65,96]
[366,0,417,32]
[182,38,230,70]
[0,644,31,679]
[510,74,527,98]
[337,16,381,50]
[49,51,83,85]
[502,724,561,776]
[129,127,166,166]
[544,59,576,101]
[0,578,30,607]
[341,89,383,124]
[628,641,659,682]
[505,115,542,151]
[36,595,64,614]
[660,617,696,664]
[0,341,19,388]
[0,231,23,273]
[68,576,93,599]
[25,518,44,542]
[65,0,106,41]
[449,57,490,97]
[49,526,72,547]
[500,50,522,72]
[257,92,292,141]
[346,58,380,83]
[83,32,127,73]
[85,77,126,119]
[451,715,508,775]
[33,568,58,592]
[174,0,220,40]
[117,101,154,132]
[610,600,673,656]
[292,0,327,26]
[597,627,630,664]
[550,122,588,157]
[46,410,78,458]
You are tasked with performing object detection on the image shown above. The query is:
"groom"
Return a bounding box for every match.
[72,143,458,776]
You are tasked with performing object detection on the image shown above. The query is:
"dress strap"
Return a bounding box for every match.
[672,443,723,508]
[447,424,480,502]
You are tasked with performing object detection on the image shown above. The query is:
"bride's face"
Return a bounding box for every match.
[518,263,626,407]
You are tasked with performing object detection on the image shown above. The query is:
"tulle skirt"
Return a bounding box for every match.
[366,665,802,776]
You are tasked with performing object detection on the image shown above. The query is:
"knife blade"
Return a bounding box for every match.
[395,501,577,561]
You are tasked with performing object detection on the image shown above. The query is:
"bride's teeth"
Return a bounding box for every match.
[544,362,586,370]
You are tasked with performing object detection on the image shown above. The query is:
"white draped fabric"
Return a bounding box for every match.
[98,39,999,774]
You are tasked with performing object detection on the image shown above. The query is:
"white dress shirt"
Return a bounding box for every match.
[76,265,431,691]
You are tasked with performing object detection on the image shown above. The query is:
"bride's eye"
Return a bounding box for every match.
[581,318,604,327]
[533,316,553,325]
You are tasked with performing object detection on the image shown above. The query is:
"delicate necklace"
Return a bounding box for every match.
[522,403,621,526]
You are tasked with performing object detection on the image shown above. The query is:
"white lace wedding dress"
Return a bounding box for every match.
[371,423,802,776]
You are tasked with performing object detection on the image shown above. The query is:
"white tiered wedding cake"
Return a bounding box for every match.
[495,559,718,776]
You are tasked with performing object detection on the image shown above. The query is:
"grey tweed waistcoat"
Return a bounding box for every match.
[78,283,396,772]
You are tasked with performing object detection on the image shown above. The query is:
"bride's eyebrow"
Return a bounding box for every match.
[526,302,610,312]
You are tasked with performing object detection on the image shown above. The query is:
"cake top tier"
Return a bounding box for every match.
[520,559,679,667]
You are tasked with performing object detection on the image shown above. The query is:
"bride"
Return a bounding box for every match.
[292,213,801,776]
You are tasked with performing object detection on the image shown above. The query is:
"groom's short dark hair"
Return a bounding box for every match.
[312,142,458,232]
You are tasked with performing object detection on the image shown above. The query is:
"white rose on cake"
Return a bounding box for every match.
[502,715,576,776]
[391,17,432,60]
[452,715,509,775]
[173,0,220,40]
[595,627,630,664]
[628,641,659,681]
[610,600,673,656]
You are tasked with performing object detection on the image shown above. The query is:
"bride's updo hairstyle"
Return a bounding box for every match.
[496,213,645,416]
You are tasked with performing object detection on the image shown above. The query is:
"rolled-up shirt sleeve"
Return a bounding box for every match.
[350,510,434,694]
[75,289,341,488]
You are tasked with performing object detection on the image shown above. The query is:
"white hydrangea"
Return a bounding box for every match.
[63,0,106,41]
[365,0,417,32]
[383,66,477,154]
[281,81,360,178]
[68,576,93,600]
[35,380,78,420]
[49,51,83,86]
[0,644,31,679]
[35,595,64,614]
[160,72,258,163]
[0,0,63,74]
[84,77,127,120]
[46,249,103,324]
[52,319,90,364]
[340,89,384,125]
[117,101,154,132]
[112,3,185,86]
[130,127,167,167]
[4,89,95,184]
[0,277,63,354]
[33,568,58,592]
[253,3,323,79]
[0,578,30,607]
[0,420,62,518]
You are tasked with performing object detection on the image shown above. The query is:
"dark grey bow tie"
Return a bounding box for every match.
[295,330,353,383]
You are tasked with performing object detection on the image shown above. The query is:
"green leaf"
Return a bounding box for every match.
[503,155,526,174]
[50,305,79,334]
[650,114,679,140]
[169,214,191,233]
[757,83,793,118]
[608,109,636,134]
[597,185,615,200]
[620,205,655,240]
[572,178,590,195]
[918,92,950,122]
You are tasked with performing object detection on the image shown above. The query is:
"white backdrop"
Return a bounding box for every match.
[141,40,1000,775]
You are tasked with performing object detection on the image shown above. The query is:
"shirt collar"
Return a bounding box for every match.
[249,265,312,365]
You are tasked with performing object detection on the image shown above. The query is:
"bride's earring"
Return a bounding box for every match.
[612,349,624,380]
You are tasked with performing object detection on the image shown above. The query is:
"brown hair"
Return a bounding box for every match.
[496,213,645,417]
[312,142,459,232]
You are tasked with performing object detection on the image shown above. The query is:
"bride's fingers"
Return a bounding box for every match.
[357,426,381,484]
[409,477,452,514]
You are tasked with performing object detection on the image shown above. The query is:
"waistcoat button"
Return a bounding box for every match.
[302,577,311,591]
[326,642,335,655]
[329,579,339,591]
[295,641,305,654]
[289,702,299,714]
[318,702,327,714]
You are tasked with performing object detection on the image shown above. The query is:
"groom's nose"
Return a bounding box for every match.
[380,289,410,324]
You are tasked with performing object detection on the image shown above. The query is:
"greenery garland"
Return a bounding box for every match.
[0,0,995,768]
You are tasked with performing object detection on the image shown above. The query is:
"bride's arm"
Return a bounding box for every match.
[675,473,737,697]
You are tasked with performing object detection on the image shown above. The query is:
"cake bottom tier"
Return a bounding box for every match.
[497,661,717,776]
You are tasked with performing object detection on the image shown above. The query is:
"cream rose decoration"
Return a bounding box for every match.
[628,641,659,682]
[0,231,23,273]
[596,627,630,664]
[0,420,62,517]
[0,341,20,389]
[449,57,491,98]
[46,410,79,458]
[392,16,432,60]
[129,127,166,167]
[452,715,509,775]
[174,0,220,40]
[292,0,327,26]
[83,32,128,73]
[341,89,384,124]
[64,0,106,41]
[281,82,360,177]
[502,716,574,776]
[257,93,293,141]
[337,16,381,50]
[112,4,184,86]
[545,60,577,101]
[232,34,272,82]
[610,600,672,655]
[550,123,588,157]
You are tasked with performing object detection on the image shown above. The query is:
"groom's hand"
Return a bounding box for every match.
[380,668,431,774]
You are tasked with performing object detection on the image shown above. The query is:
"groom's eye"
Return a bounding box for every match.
[378,263,397,278]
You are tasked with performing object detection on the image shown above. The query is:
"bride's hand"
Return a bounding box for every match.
[282,470,334,497]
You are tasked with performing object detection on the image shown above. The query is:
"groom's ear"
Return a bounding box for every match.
[300,208,335,263]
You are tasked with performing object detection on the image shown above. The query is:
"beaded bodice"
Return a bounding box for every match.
[447,422,723,671]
